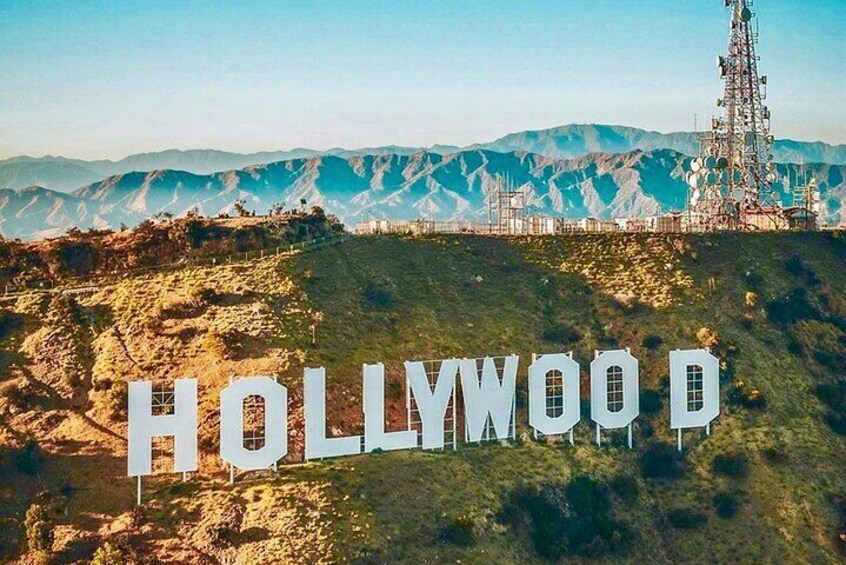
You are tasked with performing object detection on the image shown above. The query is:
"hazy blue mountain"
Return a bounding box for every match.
[0,146,460,193]
[1,149,843,240]
[1,125,842,193]
[472,124,846,165]
[0,157,105,194]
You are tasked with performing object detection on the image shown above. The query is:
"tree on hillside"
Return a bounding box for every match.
[25,503,53,555]
[233,199,251,217]
[91,541,124,565]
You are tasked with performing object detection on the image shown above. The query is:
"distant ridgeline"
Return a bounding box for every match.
[129,348,719,502]
[1,125,845,240]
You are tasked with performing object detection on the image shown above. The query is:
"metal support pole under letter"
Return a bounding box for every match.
[627,423,633,449]
[136,476,142,506]
[677,429,683,451]
[595,423,601,447]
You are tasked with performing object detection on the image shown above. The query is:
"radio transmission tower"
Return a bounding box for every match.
[687,0,780,231]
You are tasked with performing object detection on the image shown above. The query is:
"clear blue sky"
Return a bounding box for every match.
[0,0,843,160]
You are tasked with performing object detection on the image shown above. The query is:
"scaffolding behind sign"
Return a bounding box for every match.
[406,359,458,450]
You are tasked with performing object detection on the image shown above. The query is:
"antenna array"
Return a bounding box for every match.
[687,0,786,231]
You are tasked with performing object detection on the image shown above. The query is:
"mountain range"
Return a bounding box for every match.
[1,146,844,240]
[2,124,845,193]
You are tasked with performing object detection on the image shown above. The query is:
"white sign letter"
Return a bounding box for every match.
[528,353,581,437]
[363,364,416,453]
[220,377,288,471]
[590,349,639,447]
[304,368,362,460]
[405,359,459,450]
[670,349,720,434]
[460,356,518,443]
[128,379,197,477]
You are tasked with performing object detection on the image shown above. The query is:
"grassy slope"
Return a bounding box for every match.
[0,233,844,563]
[284,234,846,564]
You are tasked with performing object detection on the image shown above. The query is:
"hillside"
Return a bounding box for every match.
[2,149,845,240]
[0,232,845,563]
[1,125,843,193]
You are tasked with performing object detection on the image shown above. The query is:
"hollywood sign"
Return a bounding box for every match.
[127,348,719,501]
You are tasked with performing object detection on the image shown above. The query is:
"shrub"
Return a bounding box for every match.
[712,453,749,478]
[745,292,759,309]
[727,381,768,410]
[91,541,125,565]
[713,491,741,519]
[504,476,632,559]
[639,442,684,480]
[439,514,477,547]
[610,475,639,503]
[541,323,582,345]
[642,334,663,351]
[666,508,707,530]
[766,288,819,325]
[824,412,846,436]
[51,240,97,276]
[363,280,395,309]
[835,496,846,555]
[24,504,53,554]
[101,379,128,421]
[14,440,43,476]
[0,309,22,341]
[639,390,663,414]
[745,271,764,292]
[813,382,846,412]
[762,446,788,465]
[696,327,720,349]
[785,255,805,276]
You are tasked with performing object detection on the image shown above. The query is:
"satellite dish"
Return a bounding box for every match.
[690,159,702,173]
[731,189,745,201]
[687,173,701,188]
[716,157,729,170]
[744,132,756,146]
[734,170,744,183]
[706,172,718,184]
[705,156,717,169]
[766,172,777,182]
[741,7,753,22]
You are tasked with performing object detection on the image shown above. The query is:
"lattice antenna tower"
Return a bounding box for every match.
[495,174,526,235]
[687,0,780,230]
